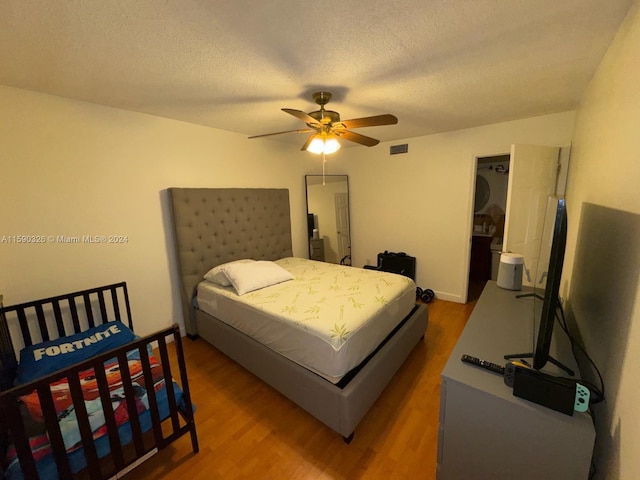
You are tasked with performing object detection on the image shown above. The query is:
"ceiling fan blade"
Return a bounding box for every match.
[282,108,322,126]
[248,128,313,139]
[300,134,315,151]
[336,130,380,147]
[336,114,398,129]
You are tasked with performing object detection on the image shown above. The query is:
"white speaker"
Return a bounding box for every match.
[497,253,524,290]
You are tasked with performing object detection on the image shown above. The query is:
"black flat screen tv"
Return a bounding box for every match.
[504,196,571,374]
[533,196,568,371]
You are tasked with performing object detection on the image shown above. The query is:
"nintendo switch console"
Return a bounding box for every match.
[504,362,590,416]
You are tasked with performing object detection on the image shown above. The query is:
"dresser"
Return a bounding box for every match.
[437,281,595,479]
[469,234,492,280]
[309,238,325,262]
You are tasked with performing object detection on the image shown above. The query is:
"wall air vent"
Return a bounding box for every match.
[390,144,409,155]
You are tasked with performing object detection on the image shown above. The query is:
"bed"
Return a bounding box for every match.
[167,187,428,442]
[0,282,198,480]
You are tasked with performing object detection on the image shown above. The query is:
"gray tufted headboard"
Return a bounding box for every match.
[167,188,293,335]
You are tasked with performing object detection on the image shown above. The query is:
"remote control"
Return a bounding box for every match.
[461,354,505,375]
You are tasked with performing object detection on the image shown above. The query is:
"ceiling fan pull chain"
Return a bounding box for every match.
[322,152,326,185]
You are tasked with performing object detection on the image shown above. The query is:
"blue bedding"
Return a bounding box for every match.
[4,323,186,480]
[15,322,136,386]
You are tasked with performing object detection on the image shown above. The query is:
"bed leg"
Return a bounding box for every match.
[343,432,354,444]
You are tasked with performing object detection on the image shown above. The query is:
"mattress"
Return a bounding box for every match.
[196,257,416,383]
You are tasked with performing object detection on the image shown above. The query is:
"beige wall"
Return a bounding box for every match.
[563,1,640,478]
[0,86,311,337]
[336,112,576,301]
[0,85,578,337]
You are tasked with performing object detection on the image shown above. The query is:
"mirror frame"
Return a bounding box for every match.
[304,175,351,265]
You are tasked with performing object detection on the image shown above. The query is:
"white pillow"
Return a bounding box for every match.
[222,260,294,295]
[203,259,255,286]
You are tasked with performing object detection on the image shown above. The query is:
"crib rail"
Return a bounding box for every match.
[0,324,197,480]
[0,282,133,383]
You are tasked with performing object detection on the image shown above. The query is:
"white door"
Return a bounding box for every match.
[334,193,350,263]
[503,144,560,287]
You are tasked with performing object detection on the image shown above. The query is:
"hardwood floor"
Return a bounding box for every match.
[124,297,477,480]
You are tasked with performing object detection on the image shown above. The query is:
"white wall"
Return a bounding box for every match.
[0,86,310,337]
[335,112,575,302]
[563,1,640,478]
[0,86,578,327]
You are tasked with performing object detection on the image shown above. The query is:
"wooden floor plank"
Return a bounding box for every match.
[124,293,478,480]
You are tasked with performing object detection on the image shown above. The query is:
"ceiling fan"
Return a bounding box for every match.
[248,91,398,154]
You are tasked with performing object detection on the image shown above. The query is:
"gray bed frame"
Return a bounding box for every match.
[167,187,428,441]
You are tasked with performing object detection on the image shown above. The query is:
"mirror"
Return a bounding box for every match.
[305,175,351,265]
[474,174,491,213]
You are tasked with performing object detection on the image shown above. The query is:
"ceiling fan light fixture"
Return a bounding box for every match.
[249,91,396,151]
[307,134,341,155]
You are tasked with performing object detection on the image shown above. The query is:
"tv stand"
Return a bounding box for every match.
[503,352,575,376]
[504,295,574,375]
[437,281,594,480]
[515,291,543,300]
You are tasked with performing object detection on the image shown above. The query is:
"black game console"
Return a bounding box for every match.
[505,362,590,416]
[461,356,591,416]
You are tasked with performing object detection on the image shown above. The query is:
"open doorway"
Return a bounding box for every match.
[468,154,510,301]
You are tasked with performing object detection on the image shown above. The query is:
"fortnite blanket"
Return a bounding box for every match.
[15,321,136,385]
[5,322,183,480]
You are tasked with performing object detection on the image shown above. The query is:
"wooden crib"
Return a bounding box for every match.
[0,282,198,480]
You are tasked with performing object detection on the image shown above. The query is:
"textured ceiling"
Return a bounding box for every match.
[0,0,633,148]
